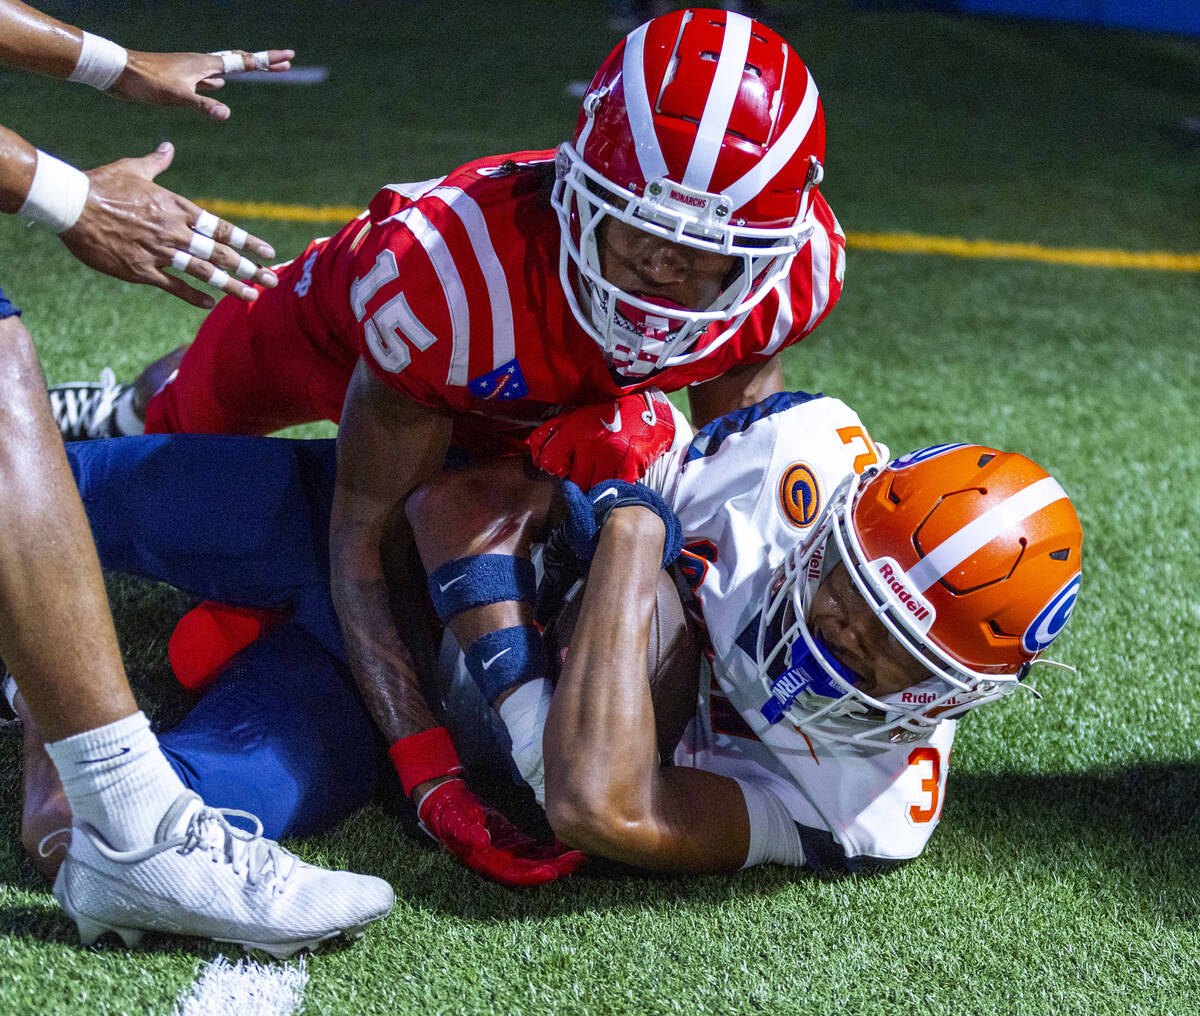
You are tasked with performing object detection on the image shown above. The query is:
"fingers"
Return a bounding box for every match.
[462,844,561,888]
[168,248,267,301]
[166,209,279,300]
[152,269,216,310]
[200,96,232,122]
[191,208,275,261]
[135,141,176,180]
[547,846,588,877]
[209,48,295,75]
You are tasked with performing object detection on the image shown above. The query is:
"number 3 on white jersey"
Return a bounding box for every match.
[906,746,947,825]
[350,250,439,373]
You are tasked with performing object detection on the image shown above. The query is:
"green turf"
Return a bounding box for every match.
[2,2,1199,1014]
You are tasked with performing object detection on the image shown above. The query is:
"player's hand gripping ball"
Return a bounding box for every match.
[558,479,683,566]
[536,479,683,627]
[529,389,676,488]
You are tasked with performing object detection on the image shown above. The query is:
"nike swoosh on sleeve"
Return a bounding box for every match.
[481,648,512,670]
[438,573,467,593]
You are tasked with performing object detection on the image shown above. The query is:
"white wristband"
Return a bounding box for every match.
[19,151,90,233]
[67,32,128,91]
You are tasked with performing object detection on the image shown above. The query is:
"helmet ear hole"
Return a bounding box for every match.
[1049,548,1071,561]
[977,452,995,467]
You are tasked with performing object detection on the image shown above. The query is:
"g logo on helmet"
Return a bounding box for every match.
[778,462,821,528]
[1022,573,1082,654]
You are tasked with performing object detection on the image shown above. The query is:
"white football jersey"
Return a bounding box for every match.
[646,393,956,870]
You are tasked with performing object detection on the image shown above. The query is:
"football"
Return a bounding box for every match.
[543,570,701,761]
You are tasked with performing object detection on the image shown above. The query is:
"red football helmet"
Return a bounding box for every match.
[754,444,1084,746]
[552,8,826,378]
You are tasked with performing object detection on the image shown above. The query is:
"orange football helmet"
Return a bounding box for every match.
[754,443,1084,745]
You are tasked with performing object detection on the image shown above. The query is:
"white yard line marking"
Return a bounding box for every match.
[169,955,308,1016]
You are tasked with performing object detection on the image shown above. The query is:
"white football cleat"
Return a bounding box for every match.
[53,791,394,957]
[48,367,134,441]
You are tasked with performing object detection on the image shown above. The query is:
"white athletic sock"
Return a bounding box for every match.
[44,711,187,851]
[113,386,145,436]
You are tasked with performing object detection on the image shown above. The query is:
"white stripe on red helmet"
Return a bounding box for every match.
[724,67,820,214]
[682,12,753,193]
[621,24,669,183]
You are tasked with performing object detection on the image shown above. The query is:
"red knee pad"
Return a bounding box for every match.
[168,601,286,692]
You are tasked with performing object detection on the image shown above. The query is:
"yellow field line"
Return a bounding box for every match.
[200,199,362,225]
[198,199,1200,273]
[847,231,1200,272]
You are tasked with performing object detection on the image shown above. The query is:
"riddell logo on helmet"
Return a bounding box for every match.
[805,544,825,584]
[868,558,936,634]
[900,691,961,707]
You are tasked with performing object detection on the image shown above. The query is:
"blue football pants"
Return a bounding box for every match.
[67,435,380,838]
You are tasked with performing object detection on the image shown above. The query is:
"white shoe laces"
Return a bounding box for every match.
[179,807,298,892]
[50,367,124,439]
[85,368,124,437]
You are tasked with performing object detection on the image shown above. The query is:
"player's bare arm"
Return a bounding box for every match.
[543,506,751,873]
[0,0,293,121]
[686,354,785,430]
[331,359,451,746]
[408,458,557,669]
[335,371,583,886]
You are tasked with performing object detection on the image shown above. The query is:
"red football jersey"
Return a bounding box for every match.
[289,150,845,453]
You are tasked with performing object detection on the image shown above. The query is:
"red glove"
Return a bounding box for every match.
[391,727,585,888]
[529,388,675,488]
[416,780,586,888]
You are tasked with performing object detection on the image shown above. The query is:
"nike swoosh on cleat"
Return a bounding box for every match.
[601,408,622,433]
[593,488,619,504]
[480,648,512,670]
[438,574,467,593]
[78,747,132,764]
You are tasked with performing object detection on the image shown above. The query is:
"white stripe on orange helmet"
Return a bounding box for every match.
[906,476,1068,592]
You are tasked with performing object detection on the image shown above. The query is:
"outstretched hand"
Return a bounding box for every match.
[111,48,295,121]
[417,779,585,888]
[60,142,278,308]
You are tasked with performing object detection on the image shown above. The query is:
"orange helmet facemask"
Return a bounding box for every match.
[755,444,1084,747]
